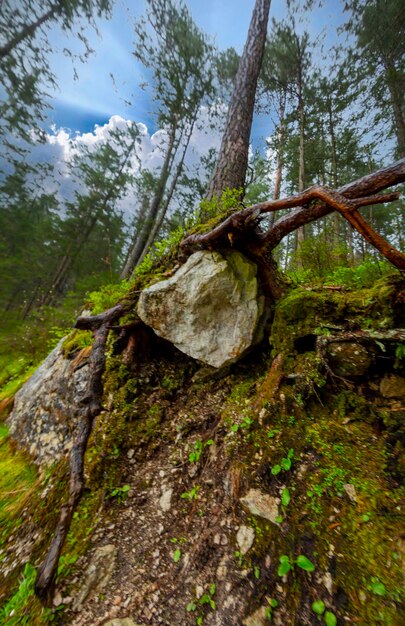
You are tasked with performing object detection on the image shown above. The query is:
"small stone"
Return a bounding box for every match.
[240,488,279,524]
[323,571,333,595]
[380,374,405,398]
[53,591,62,606]
[159,487,173,512]
[343,483,357,503]
[236,525,255,555]
[127,449,135,459]
[112,596,122,606]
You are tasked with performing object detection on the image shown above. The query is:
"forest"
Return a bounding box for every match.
[0,0,404,367]
[0,0,404,625]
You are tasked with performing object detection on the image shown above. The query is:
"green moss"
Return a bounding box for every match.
[270,276,402,357]
[61,329,93,358]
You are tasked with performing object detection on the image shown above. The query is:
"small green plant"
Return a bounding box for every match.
[254,565,260,579]
[230,415,254,433]
[181,485,200,501]
[271,448,294,475]
[172,548,182,563]
[281,487,291,507]
[234,550,244,567]
[187,582,217,624]
[277,553,315,577]
[266,428,280,438]
[110,484,130,503]
[188,439,214,463]
[265,597,278,620]
[368,577,386,596]
[311,599,326,615]
[324,611,337,626]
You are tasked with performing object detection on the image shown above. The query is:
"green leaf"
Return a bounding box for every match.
[324,611,337,626]
[209,599,216,610]
[277,560,291,576]
[281,487,291,507]
[279,555,290,563]
[276,515,283,523]
[173,548,181,563]
[296,555,315,572]
[370,580,386,596]
[287,448,294,459]
[312,600,326,615]
[271,464,281,475]
[281,457,292,471]
[254,566,260,579]
[230,424,239,432]
[270,598,278,608]
[186,602,196,612]
[199,594,211,605]
[209,583,216,596]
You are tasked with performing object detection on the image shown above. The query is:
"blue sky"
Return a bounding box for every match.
[44,0,347,142]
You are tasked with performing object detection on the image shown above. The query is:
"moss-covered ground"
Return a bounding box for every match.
[0,272,403,625]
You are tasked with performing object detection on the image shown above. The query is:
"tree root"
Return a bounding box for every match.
[181,159,405,272]
[34,305,124,605]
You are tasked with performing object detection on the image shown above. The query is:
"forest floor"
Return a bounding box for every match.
[0,275,404,626]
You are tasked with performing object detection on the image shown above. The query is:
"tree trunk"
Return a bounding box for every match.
[206,0,271,200]
[135,114,198,268]
[120,122,178,278]
[296,63,305,263]
[269,91,286,230]
[382,58,405,158]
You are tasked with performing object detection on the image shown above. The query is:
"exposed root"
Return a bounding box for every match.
[34,305,124,605]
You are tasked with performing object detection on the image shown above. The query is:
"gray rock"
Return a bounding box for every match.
[137,250,264,368]
[159,487,173,512]
[236,525,255,555]
[240,488,279,524]
[326,341,374,377]
[7,338,89,465]
[380,374,405,398]
[73,544,117,610]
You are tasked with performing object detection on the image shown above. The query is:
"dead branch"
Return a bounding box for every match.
[180,159,405,272]
[35,305,124,605]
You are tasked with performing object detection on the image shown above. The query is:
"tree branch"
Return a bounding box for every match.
[180,159,405,271]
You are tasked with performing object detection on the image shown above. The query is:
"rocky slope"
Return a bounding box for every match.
[0,262,404,626]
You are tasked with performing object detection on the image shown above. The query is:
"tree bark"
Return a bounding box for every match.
[206,0,271,200]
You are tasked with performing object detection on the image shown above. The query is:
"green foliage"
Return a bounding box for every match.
[296,555,315,572]
[277,553,315,576]
[172,548,182,563]
[188,439,214,463]
[0,426,36,524]
[181,485,200,501]
[265,597,279,620]
[87,280,130,315]
[281,487,291,507]
[324,611,337,626]
[198,187,243,221]
[109,484,131,503]
[312,600,326,615]
[272,449,294,475]
[369,578,386,597]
